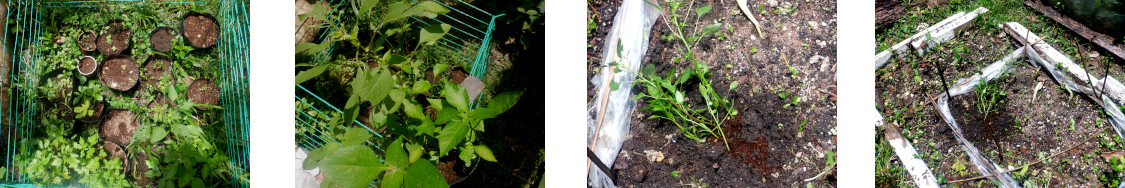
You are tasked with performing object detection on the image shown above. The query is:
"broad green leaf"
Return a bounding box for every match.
[403,100,427,120]
[427,98,443,110]
[150,127,168,143]
[385,54,409,65]
[382,138,407,188]
[382,170,404,188]
[434,107,457,124]
[474,145,497,162]
[674,91,684,104]
[410,81,432,94]
[319,145,386,188]
[171,124,203,139]
[295,42,317,53]
[729,81,740,90]
[469,91,523,119]
[438,121,469,156]
[433,63,449,76]
[403,160,447,188]
[419,24,451,46]
[442,82,470,112]
[417,119,436,136]
[644,64,655,76]
[678,69,693,84]
[296,64,330,85]
[696,5,712,17]
[345,94,361,109]
[360,0,380,12]
[609,80,620,91]
[416,1,450,15]
[458,146,475,167]
[406,143,423,164]
[342,128,373,146]
[472,119,486,132]
[701,23,722,35]
[353,69,394,105]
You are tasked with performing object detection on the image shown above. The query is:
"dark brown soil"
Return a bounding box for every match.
[97,21,132,55]
[141,56,174,91]
[450,69,468,84]
[79,30,97,53]
[149,28,176,52]
[99,109,137,146]
[589,0,838,186]
[182,13,218,48]
[79,56,96,75]
[100,56,139,91]
[187,79,220,110]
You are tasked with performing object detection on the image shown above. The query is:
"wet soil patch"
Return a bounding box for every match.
[186,79,220,111]
[590,0,838,186]
[100,55,140,91]
[79,30,97,53]
[182,12,218,48]
[149,27,176,53]
[97,20,132,55]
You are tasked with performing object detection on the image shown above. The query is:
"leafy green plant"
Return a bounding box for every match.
[295,0,526,186]
[72,82,104,118]
[623,0,736,149]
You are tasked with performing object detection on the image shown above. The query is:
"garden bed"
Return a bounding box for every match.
[874,0,1125,187]
[587,0,837,186]
[0,1,248,187]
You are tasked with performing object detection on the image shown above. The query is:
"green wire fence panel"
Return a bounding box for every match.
[295,0,500,186]
[0,0,249,187]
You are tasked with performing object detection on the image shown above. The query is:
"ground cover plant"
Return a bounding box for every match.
[0,1,246,187]
[294,0,544,187]
[588,0,837,186]
[874,0,1125,187]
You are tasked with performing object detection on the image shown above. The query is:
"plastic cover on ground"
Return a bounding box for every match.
[587,0,660,187]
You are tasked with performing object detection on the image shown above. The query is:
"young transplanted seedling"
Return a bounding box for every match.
[610,0,737,150]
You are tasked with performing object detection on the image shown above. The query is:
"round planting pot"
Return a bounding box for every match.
[37,68,76,104]
[77,56,98,77]
[76,99,107,124]
[99,55,140,91]
[141,55,175,91]
[78,30,97,53]
[181,12,219,49]
[97,19,132,55]
[149,27,177,53]
[98,108,138,147]
[186,79,220,110]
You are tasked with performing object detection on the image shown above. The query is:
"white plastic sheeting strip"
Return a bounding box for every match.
[873,8,989,187]
[875,7,989,69]
[934,47,1026,188]
[1001,22,1125,140]
[876,109,940,188]
[587,0,660,187]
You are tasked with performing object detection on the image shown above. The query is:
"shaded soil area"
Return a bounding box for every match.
[588,0,837,186]
[187,79,220,111]
[149,28,176,52]
[876,23,1125,187]
[182,13,218,48]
